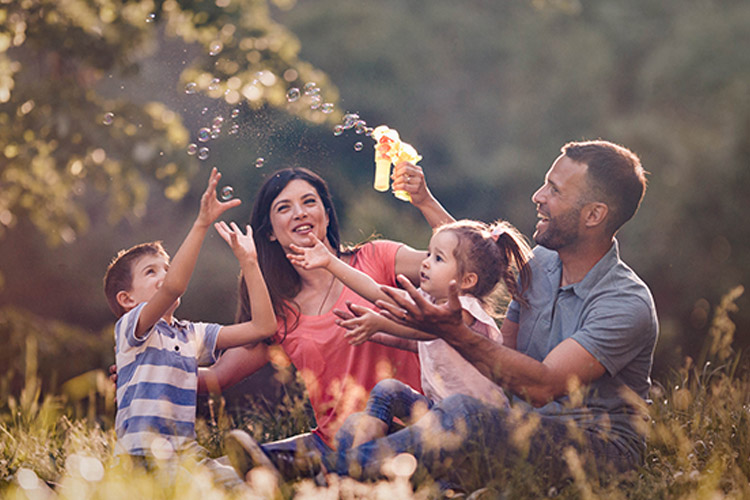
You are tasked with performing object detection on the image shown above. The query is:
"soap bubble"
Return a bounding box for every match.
[197,128,211,142]
[221,186,234,200]
[102,112,114,125]
[286,87,300,102]
[208,78,220,91]
[230,108,240,118]
[146,13,156,23]
[209,41,223,56]
[187,143,198,155]
[354,142,363,151]
[254,157,265,168]
[309,96,322,110]
[354,120,367,134]
[321,103,334,114]
[212,116,224,128]
[185,82,197,94]
[342,113,359,129]
[333,125,344,136]
[303,82,317,94]
[228,124,240,135]
[210,129,220,140]
[201,107,208,115]
[198,147,209,160]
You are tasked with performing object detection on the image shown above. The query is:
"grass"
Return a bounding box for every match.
[1,286,748,499]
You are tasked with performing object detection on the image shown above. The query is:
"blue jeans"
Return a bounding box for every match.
[365,379,434,429]
[260,431,332,456]
[328,393,642,485]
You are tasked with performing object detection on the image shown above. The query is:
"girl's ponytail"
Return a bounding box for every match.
[490,221,532,307]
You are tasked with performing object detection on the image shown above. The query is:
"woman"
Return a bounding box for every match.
[200,164,452,460]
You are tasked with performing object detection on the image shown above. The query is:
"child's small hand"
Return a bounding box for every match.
[287,234,332,270]
[197,167,242,227]
[215,221,258,265]
[334,302,386,346]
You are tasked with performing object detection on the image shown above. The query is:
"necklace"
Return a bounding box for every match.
[316,275,336,315]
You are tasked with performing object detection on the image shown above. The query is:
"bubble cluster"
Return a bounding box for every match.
[254,157,265,168]
[102,112,114,125]
[221,186,234,200]
[342,113,360,129]
[185,82,197,94]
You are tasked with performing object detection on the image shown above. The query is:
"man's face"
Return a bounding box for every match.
[531,155,589,250]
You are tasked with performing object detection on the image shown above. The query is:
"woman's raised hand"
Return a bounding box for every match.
[287,233,333,270]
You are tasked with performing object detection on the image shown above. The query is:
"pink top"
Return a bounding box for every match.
[275,240,422,448]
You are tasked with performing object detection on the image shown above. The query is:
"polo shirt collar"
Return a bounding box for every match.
[544,239,620,299]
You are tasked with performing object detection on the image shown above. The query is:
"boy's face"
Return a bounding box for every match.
[118,253,178,314]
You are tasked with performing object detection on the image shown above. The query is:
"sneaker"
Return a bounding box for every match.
[224,430,281,481]
[224,430,323,482]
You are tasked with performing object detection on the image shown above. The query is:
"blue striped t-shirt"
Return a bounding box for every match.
[114,302,220,456]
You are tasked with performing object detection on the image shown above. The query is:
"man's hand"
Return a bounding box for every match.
[378,274,464,340]
[334,302,389,346]
[392,161,430,207]
[215,221,258,265]
[196,167,242,227]
[287,234,333,271]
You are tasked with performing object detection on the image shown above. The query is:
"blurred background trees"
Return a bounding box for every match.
[2,0,749,395]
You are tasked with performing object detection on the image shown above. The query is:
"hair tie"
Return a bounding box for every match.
[490,226,506,242]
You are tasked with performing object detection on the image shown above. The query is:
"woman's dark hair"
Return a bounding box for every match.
[236,168,343,341]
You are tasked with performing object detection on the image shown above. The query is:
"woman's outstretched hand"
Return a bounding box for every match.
[377,274,464,340]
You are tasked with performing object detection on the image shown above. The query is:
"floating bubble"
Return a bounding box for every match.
[309,96,322,110]
[221,186,234,200]
[286,87,300,102]
[342,113,359,129]
[197,128,211,142]
[187,143,198,155]
[364,127,374,136]
[333,125,344,136]
[212,116,224,128]
[208,78,220,91]
[102,112,114,125]
[210,129,220,139]
[198,147,209,160]
[209,41,223,56]
[228,124,240,135]
[230,108,240,118]
[146,13,156,23]
[321,103,334,114]
[303,82,317,94]
[254,157,265,168]
[354,142,363,151]
[185,82,197,94]
[354,120,367,134]
[201,107,208,115]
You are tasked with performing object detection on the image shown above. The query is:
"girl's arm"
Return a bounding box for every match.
[214,222,277,350]
[288,235,394,305]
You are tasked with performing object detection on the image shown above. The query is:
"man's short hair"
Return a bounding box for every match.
[103,241,169,317]
[562,140,648,234]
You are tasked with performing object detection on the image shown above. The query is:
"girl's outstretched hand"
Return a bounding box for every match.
[215,221,258,265]
[334,302,387,346]
[377,274,463,340]
[287,234,333,270]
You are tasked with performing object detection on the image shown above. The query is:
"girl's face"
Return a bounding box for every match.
[419,229,462,301]
[268,179,330,252]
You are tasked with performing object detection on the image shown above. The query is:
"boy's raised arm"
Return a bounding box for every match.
[213,221,277,349]
[136,168,240,337]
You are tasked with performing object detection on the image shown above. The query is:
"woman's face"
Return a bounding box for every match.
[268,179,330,251]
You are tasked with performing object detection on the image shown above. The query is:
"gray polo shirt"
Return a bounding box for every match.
[506,239,658,454]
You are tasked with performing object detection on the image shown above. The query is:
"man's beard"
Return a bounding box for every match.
[533,205,582,250]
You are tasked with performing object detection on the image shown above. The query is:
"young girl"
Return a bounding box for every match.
[288,219,531,447]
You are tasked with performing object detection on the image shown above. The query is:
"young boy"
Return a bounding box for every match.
[103,167,276,462]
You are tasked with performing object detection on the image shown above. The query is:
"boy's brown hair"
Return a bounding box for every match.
[103,241,169,317]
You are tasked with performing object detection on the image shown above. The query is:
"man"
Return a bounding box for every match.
[228,140,659,487]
